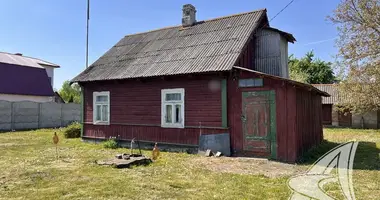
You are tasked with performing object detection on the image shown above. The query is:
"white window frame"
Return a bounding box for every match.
[93,91,110,125]
[161,88,185,128]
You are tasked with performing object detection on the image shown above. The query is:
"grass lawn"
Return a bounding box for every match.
[0,128,379,199]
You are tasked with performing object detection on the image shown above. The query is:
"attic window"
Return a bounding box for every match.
[239,78,263,87]
[161,88,185,128]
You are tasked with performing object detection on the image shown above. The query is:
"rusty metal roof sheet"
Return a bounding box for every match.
[72,9,268,82]
[312,84,340,104]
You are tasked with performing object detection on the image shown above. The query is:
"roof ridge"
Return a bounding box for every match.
[121,8,267,38]
[203,8,266,22]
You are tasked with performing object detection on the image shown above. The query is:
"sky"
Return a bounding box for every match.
[0,0,341,89]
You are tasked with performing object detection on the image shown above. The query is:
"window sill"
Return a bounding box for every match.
[93,121,110,125]
[161,124,184,129]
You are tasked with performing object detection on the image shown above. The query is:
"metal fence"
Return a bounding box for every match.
[0,100,80,131]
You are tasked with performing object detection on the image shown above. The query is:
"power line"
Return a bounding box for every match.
[269,0,295,22]
[252,0,296,36]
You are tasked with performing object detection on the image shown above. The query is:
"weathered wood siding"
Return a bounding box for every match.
[84,124,226,145]
[228,70,294,161]
[295,89,323,159]
[82,75,227,145]
[227,69,323,162]
[235,38,254,70]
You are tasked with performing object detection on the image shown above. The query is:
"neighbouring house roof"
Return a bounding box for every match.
[72,9,295,83]
[312,84,340,104]
[0,52,60,68]
[235,66,329,97]
[0,62,55,96]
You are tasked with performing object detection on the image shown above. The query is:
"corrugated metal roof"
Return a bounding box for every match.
[72,9,268,82]
[0,52,60,68]
[312,84,340,104]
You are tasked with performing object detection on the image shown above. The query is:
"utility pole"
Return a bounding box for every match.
[86,0,90,68]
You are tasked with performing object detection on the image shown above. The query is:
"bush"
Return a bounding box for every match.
[64,122,81,138]
[103,137,118,149]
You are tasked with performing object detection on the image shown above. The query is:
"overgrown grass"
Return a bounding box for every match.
[0,128,379,199]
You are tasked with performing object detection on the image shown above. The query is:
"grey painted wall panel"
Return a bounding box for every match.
[12,102,39,130]
[0,101,80,131]
[62,103,81,126]
[40,102,62,128]
[14,122,39,130]
[0,124,11,130]
[0,101,11,124]
[352,111,378,129]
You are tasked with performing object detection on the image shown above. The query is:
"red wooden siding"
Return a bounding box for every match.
[84,75,222,127]
[82,74,227,144]
[295,89,323,159]
[227,70,323,162]
[84,124,226,145]
[235,38,254,70]
[81,69,323,162]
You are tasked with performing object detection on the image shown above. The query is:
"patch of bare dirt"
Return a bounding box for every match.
[191,156,306,178]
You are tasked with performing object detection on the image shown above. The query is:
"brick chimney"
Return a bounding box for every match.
[182,4,196,27]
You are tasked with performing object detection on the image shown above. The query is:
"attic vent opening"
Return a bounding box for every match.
[14,53,23,56]
[182,4,196,27]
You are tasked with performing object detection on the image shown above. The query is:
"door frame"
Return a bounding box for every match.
[242,90,277,159]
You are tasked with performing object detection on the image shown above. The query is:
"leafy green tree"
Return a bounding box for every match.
[329,0,380,113]
[68,95,74,103]
[59,81,81,103]
[289,51,336,84]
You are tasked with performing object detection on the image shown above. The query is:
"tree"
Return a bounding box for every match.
[289,51,336,84]
[68,95,74,103]
[329,0,380,113]
[59,81,81,103]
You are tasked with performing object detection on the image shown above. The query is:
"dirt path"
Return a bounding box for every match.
[191,156,307,178]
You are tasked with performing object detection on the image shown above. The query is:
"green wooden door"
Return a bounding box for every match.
[242,90,276,159]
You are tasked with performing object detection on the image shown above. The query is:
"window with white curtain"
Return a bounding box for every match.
[161,88,185,128]
[93,91,110,125]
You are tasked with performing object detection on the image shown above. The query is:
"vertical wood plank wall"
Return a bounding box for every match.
[227,70,322,162]
[82,70,323,162]
[82,74,228,145]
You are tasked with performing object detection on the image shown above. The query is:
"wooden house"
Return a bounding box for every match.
[72,5,328,162]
